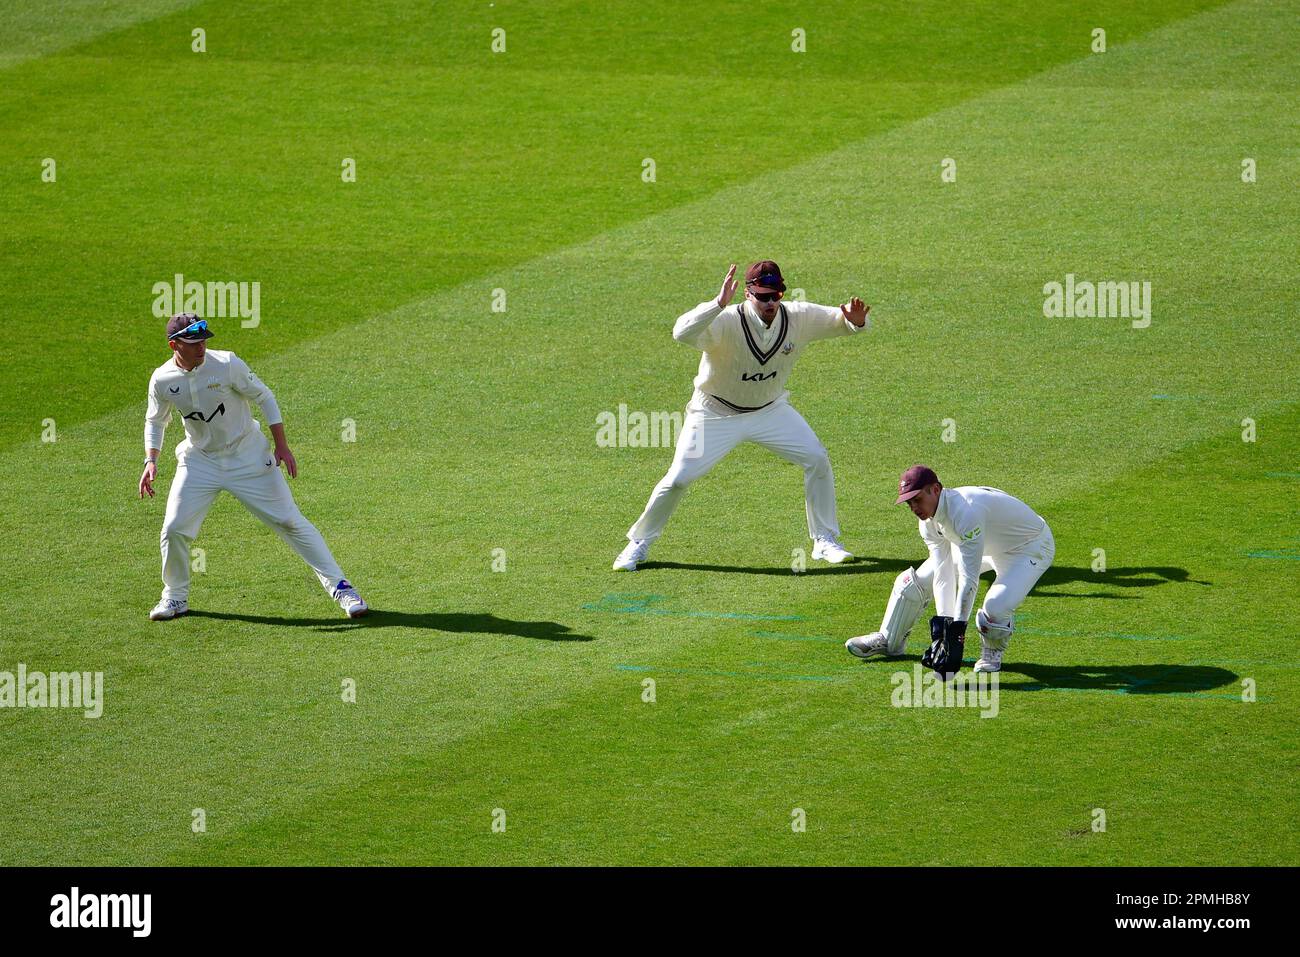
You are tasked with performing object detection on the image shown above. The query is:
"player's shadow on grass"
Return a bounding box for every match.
[187,609,594,641]
[880,657,1236,695]
[640,557,1206,595]
[997,661,1237,695]
[1034,564,1210,597]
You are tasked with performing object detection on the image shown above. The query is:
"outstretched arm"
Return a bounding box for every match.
[798,297,871,340]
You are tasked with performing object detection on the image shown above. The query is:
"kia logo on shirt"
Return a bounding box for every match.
[741,371,777,382]
[182,402,225,423]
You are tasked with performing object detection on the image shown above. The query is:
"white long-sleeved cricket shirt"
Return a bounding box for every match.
[920,486,1049,622]
[144,350,282,460]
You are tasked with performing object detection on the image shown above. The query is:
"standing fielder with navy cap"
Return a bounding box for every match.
[138,314,367,620]
[615,261,871,571]
[846,465,1054,673]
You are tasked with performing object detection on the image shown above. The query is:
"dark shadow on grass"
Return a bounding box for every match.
[639,557,1209,598]
[860,656,1237,695]
[186,609,594,641]
[1038,565,1211,590]
[999,661,1236,695]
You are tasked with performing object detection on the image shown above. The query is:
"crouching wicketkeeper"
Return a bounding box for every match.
[846,465,1054,676]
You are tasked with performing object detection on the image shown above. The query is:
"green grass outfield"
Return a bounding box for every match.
[1,0,1296,865]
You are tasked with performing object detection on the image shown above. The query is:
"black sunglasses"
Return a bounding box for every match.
[750,291,782,303]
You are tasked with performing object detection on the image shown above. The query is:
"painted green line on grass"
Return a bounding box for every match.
[1016,625,1185,642]
[750,630,839,643]
[1192,659,1300,669]
[584,594,806,622]
[1245,550,1300,560]
[616,663,841,683]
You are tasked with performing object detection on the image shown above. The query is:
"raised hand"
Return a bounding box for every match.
[717,263,739,308]
[843,296,870,327]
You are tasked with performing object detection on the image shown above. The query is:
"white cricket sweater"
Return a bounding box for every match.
[672,299,865,414]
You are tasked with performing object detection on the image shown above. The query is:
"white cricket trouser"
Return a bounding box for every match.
[159,433,346,601]
[627,398,840,543]
[915,524,1055,623]
[873,525,1053,654]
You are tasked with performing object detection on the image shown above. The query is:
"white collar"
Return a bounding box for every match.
[925,488,949,529]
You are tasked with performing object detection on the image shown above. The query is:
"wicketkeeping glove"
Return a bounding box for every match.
[920,615,967,678]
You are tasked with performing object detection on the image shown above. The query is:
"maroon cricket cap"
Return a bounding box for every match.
[894,465,940,504]
[745,260,786,292]
[166,312,214,341]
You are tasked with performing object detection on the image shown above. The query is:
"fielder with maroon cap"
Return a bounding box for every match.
[138,314,368,621]
[614,261,870,570]
[845,466,1055,673]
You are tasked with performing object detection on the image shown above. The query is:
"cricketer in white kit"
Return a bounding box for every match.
[138,313,367,620]
[615,261,871,571]
[846,465,1054,673]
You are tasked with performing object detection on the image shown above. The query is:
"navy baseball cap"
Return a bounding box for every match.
[167,313,214,341]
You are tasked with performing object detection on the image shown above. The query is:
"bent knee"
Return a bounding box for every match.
[272,514,310,534]
[664,467,700,491]
[896,566,931,600]
[982,597,1015,622]
[802,447,831,472]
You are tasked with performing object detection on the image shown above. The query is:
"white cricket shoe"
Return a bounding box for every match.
[973,645,1003,673]
[613,539,650,571]
[333,580,368,618]
[845,632,893,659]
[812,538,854,564]
[149,598,188,621]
